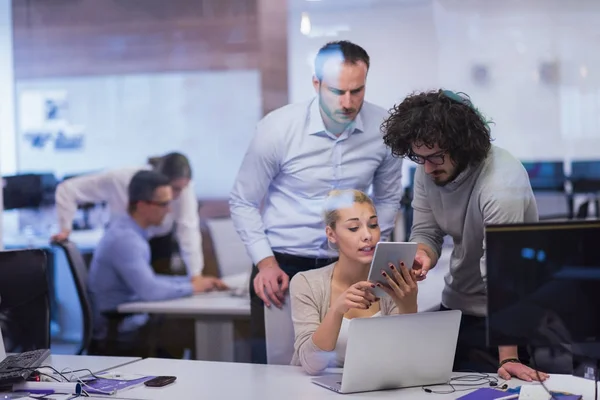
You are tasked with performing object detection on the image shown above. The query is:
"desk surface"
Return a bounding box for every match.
[117,261,448,316]
[42,354,141,377]
[3,228,103,251]
[118,290,250,316]
[92,358,599,400]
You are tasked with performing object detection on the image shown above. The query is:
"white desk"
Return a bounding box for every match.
[89,358,600,400]
[118,291,249,362]
[41,354,141,378]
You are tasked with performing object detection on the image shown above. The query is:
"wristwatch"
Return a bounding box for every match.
[499,358,521,368]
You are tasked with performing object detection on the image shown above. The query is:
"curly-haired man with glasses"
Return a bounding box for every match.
[382,89,548,382]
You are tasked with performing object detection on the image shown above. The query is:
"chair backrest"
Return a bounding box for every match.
[264,292,295,365]
[570,160,600,193]
[204,218,252,278]
[0,249,51,352]
[53,240,93,355]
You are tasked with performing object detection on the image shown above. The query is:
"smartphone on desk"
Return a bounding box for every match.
[144,376,177,387]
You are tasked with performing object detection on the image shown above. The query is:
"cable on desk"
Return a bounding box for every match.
[421,372,504,395]
[529,345,558,400]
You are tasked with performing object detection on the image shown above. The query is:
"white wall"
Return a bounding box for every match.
[0,0,18,243]
[288,0,600,185]
[0,0,16,176]
[15,70,262,198]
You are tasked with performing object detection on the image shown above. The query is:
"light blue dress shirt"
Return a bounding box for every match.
[230,97,403,265]
[88,215,193,339]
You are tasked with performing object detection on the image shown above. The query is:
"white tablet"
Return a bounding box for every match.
[367,242,418,297]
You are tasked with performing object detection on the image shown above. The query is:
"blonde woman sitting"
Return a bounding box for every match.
[290,189,418,375]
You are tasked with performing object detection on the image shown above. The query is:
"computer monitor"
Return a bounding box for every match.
[486,220,600,351]
[521,161,566,192]
[0,249,51,352]
[2,173,57,210]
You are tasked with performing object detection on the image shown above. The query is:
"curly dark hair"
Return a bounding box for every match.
[381,89,493,168]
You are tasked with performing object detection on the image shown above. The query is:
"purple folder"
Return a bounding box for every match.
[457,388,513,400]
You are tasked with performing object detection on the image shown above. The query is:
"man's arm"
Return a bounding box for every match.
[174,181,203,277]
[229,118,281,266]
[409,167,445,267]
[55,170,124,234]
[371,151,403,241]
[114,235,193,302]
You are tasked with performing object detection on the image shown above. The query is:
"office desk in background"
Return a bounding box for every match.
[119,290,250,363]
[90,357,600,400]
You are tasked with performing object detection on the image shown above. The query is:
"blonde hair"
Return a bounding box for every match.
[323,189,375,229]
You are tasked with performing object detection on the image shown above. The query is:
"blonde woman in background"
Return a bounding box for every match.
[290,189,418,375]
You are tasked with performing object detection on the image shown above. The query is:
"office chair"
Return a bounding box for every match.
[569,160,600,219]
[52,240,93,355]
[0,249,51,352]
[264,293,295,365]
[521,161,571,220]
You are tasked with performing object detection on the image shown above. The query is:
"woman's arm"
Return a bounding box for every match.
[290,274,335,375]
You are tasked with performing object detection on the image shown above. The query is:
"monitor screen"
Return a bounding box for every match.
[520,161,565,191]
[486,220,600,348]
[2,173,57,210]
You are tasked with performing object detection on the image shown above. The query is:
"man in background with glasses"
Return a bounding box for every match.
[88,170,226,357]
[381,90,547,382]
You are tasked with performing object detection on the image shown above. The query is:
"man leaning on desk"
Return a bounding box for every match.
[52,152,204,278]
[87,170,227,357]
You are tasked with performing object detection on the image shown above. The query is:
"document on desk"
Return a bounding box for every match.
[221,272,250,294]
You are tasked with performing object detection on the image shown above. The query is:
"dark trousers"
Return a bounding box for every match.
[440,305,530,373]
[249,252,338,364]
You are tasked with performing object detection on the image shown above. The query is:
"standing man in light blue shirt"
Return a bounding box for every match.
[230,41,403,364]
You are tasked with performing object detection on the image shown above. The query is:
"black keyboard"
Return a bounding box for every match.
[0,349,51,385]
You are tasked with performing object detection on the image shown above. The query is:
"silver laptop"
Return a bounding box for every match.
[312,310,462,394]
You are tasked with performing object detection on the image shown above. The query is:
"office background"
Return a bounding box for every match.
[0,0,598,352]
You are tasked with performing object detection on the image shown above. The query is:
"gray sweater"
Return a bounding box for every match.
[410,145,538,317]
[289,263,398,375]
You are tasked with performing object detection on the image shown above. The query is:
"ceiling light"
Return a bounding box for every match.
[300,12,311,36]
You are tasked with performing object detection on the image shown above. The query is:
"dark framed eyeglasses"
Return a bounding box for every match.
[144,200,171,208]
[408,151,446,166]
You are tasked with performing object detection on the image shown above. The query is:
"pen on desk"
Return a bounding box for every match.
[14,389,55,395]
[496,394,518,400]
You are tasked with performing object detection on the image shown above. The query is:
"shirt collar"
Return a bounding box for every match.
[122,214,149,239]
[307,97,364,137]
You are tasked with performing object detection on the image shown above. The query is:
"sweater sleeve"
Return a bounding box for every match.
[479,165,539,284]
[409,167,445,259]
[289,273,335,375]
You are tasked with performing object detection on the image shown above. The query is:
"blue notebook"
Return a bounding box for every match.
[457,388,514,400]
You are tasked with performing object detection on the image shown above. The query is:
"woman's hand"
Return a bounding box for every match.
[331,281,378,316]
[376,262,418,313]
